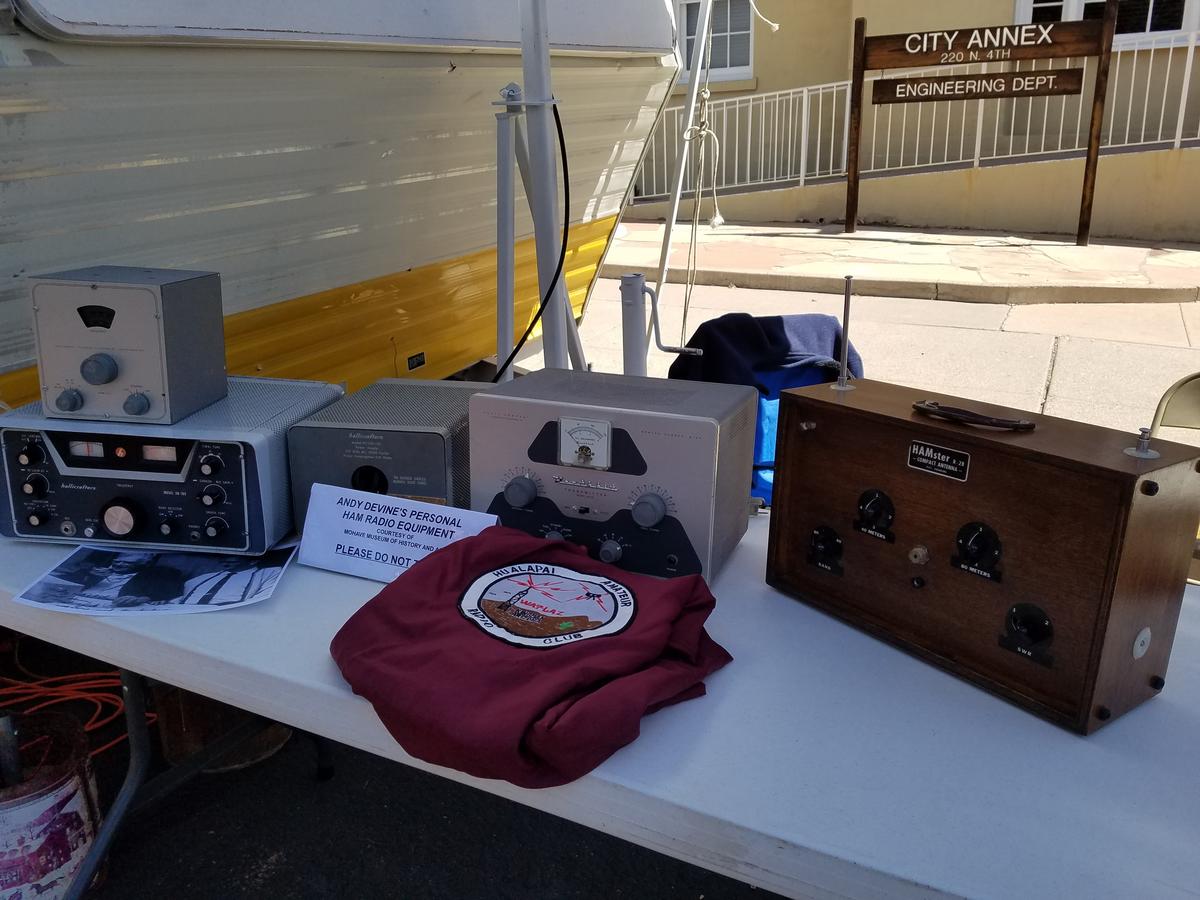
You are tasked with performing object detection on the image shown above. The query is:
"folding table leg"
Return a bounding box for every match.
[64,669,152,900]
[311,733,335,781]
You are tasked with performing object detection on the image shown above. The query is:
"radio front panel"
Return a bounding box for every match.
[2,427,256,552]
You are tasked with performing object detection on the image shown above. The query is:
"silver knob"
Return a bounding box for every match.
[598,539,623,564]
[123,392,152,416]
[204,517,228,539]
[54,389,85,412]
[632,493,668,528]
[80,353,119,385]
[503,476,539,509]
[101,502,137,537]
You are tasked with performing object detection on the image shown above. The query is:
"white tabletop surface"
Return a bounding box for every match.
[1,517,1198,900]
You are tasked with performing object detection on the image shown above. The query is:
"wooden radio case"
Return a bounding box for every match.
[766,379,1200,733]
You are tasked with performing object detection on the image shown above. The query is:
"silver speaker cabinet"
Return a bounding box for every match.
[1,376,343,555]
[287,378,492,531]
[470,369,757,578]
[30,265,227,424]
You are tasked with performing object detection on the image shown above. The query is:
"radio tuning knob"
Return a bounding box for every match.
[101,500,139,537]
[503,475,539,509]
[123,392,152,416]
[21,475,49,499]
[200,484,227,507]
[80,353,119,385]
[26,510,50,528]
[631,493,668,528]
[598,539,623,564]
[204,517,228,539]
[857,489,895,529]
[159,519,177,537]
[198,455,223,477]
[17,444,44,467]
[54,389,85,413]
[957,522,1001,568]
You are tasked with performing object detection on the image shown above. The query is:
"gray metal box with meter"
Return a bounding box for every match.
[30,265,227,424]
[470,369,757,578]
[0,376,343,555]
[288,378,493,531]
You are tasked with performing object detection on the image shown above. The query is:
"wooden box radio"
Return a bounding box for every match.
[766,379,1200,734]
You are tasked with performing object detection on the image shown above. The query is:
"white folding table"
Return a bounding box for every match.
[2,516,1198,900]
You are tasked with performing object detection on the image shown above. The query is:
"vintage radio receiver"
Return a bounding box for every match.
[0,376,343,555]
[767,379,1200,733]
[288,378,491,530]
[30,265,227,424]
[470,369,756,578]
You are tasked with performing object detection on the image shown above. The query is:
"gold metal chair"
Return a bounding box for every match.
[1150,373,1200,584]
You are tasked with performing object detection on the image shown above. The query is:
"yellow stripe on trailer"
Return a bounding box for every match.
[0,215,617,408]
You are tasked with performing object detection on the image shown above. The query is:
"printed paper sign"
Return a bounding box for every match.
[298,482,497,583]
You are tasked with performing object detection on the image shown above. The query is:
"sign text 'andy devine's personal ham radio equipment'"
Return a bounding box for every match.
[288,378,492,530]
[766,379,1200,734]
[471,369,756,578]
[1,376,343,555]
[29,266,228,424]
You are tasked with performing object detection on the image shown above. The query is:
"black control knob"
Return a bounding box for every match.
[956,522,1001,569]
[55,389,85,412]
[26,509,50,528]
[1007,604,1053,649]
[545,530,565,541]
[503,476,539,509]
[198,455,224,477]
[857,489,895,530]
[204,517,228,539]
[200,484,227,507]
[100,500,140,538]
[21,474,49,499]
[598,539,623,564]
[17,444,44,467]
[122,392,151,416]
[809,526,843,561]
[80,353,119,385]
[632,493,668,528]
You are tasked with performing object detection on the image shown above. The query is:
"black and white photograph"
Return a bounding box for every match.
[12,547,296,616]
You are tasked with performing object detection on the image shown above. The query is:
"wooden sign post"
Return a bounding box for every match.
[844,0,1117,245]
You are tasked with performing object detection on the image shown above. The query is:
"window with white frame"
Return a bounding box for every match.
[1020,0,1199,36]
[678,0,754,82]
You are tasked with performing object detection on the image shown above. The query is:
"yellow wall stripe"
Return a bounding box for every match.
[0,215,619,408]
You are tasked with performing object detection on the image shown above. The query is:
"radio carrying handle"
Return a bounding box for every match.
[913,400,1036,432]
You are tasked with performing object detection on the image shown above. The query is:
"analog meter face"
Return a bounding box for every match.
[558,416,611,469]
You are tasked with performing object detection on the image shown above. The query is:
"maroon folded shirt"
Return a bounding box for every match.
[330,525,732,788]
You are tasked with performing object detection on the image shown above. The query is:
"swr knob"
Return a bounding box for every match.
[122,392,151,416]
[80,353,119,385]
[55,389,84,412]
[503,476,539,509]
[200,484,227,507]
[632,493,668,528]
[598,539,623,564]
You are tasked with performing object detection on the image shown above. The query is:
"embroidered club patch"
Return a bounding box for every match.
[459,563,636,648]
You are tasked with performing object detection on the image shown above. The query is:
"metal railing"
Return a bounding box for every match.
[634,29,1200,200]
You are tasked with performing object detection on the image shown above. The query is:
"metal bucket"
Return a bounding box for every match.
[0,713,102,900]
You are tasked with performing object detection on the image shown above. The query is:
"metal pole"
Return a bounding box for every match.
[621,274,650,377]
[649,0,717,333]
[519,0,569,369]
[832,275,855,392]
[495,90,518,382]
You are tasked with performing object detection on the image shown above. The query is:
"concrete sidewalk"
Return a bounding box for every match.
[516,279,1200,449]
[601,221,1200,305]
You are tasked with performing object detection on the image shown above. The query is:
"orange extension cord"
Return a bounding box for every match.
[1,637,157,759]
